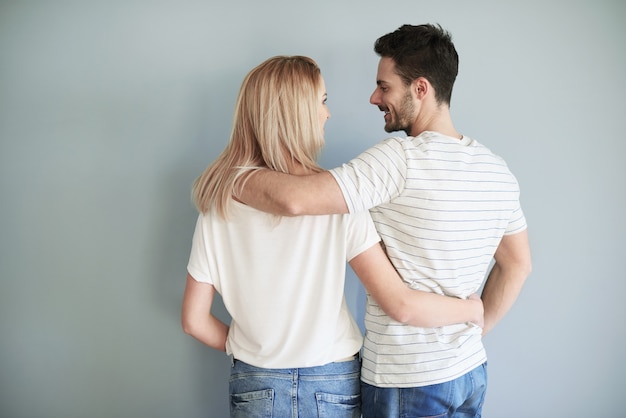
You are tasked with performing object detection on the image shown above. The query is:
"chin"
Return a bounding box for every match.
[384,125,401,134]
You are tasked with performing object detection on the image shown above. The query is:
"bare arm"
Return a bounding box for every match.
[181,274,229,351]
[349,243,484,328]
[481,230,532,336]
[238,169,348,216]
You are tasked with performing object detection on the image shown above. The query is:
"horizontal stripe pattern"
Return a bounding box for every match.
[330,131,527,387]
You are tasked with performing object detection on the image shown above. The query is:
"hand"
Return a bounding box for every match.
[468,293,484,330]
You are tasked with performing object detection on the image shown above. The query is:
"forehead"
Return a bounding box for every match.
[318,75,326,92]
[376,57,401,84]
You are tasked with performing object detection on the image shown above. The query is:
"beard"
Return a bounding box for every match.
[384,89,415,135]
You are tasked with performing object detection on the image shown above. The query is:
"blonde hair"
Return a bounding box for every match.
[192,56,326,217]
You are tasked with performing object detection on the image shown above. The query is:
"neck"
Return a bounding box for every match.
[290,162,316,176]
[410,103,461,140]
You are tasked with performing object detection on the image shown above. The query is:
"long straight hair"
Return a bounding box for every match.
[192,56,325,218]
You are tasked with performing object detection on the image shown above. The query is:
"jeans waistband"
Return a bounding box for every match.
[231,352,360,367]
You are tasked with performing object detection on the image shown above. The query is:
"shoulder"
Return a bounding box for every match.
[363,136,410,159]
[356,135,410,149]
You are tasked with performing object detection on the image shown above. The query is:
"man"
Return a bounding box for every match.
[239,24,532,417]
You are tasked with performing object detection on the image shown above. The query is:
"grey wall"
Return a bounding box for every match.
[1,1,624,417]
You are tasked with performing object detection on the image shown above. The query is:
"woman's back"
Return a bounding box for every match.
[187,200,379,368]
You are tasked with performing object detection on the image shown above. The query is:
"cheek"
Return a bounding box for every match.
[319,108,329,124]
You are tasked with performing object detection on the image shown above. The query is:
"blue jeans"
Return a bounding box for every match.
[361,362,487,418]
[229,357,361,417]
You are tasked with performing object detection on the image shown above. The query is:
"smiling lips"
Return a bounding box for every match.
[380,107,391,121]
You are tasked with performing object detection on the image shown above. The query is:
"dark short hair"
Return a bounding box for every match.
[374,24,459,105]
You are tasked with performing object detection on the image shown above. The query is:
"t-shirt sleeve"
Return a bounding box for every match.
[186,214,214,284]
[503,171,528,235]
[345,210,381,262]
[505,205,528,235]
[329,137,407,213]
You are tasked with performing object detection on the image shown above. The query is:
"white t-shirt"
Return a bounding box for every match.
[330,131,528,387]
[187,200,380,369]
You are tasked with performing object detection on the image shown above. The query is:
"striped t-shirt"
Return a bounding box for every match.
[330,131,527,387]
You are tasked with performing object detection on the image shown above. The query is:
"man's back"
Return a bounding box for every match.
[330,131,527,387]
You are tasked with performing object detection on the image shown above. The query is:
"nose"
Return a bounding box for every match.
[370,88,380,105]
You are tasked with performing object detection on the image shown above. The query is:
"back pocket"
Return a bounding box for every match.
[230,388,274,418]
[316,392,361,418]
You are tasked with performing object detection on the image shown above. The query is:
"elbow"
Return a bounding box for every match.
[256,190,304,216]
[523,263,532,283]
[181,315,198,337]
[520,259,533,282]
[181,322,193,337]
[392,312,412,325]
[280,199,306,216]
[384,300,413,325]
[384,299,440,328]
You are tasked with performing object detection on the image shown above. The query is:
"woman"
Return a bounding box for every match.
[181,56,483,417]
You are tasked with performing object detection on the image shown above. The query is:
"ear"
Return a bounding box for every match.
[412,77,429,100]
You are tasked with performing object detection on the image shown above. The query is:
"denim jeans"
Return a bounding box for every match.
[229,357,361,418]
[361,362,487,418]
